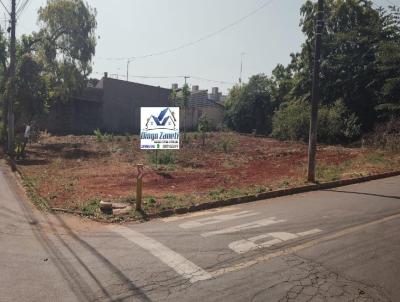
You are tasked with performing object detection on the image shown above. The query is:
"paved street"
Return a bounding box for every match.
[1,160,400,301]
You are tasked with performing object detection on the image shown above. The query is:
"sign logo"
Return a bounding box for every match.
[145,108,178,131]
[140,107,180,150]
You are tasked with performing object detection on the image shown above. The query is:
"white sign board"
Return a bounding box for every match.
[140,107,180,150]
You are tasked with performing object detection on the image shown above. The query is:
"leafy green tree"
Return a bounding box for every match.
[181,83,190,142]
[375,6,400,119]
[15,55,48,125]
[1,0,97,141]
[272,99,360,143]
[295,0,383,131]
[168,89,177,107]
[225,74,276,134]
[198,114,212,146]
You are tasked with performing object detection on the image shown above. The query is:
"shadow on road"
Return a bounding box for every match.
[3,168,152,302]
[324,189,400,200]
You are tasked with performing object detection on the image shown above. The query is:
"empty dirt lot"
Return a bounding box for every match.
[16,132,400,216]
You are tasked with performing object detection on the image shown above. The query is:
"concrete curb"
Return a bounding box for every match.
[146,170,400,219]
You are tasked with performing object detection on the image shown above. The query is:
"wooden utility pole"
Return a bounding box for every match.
[7,0,16,155]
[307,0,324,182]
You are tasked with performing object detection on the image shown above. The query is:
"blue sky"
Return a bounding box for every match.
[7,0,397,93]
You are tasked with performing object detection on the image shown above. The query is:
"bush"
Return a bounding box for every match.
[198,114,214,146]
[363,118,400,152]
[272,100,310,141]
[272,100,361,143]
[149,150,175,165]
[217,138,233,153]
[93,128,103,142]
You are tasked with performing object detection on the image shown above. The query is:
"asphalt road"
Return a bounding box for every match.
[1,160,400,302]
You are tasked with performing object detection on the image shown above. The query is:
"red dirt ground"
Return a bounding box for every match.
[16,132,398,210]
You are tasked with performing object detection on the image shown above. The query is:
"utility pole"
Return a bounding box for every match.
[239,52,245,85]
[307,0,324,182]
[7,0,16,156]
[184,76,189,85]
[126,59,133,82]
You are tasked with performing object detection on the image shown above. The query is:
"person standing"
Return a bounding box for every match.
[20,123,31,158]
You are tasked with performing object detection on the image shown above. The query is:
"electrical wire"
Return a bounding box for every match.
[92,71,235,86]
[0,0,10,15]
[16,0,30,19]
[99,0,276,61]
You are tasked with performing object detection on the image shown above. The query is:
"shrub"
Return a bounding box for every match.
[363,118,400,151]
[218,138,233,153]
[93,128,103,142]
[272,100,361,143]
[149,150,175,165]
[272,100,310,141]
[198,114,214,146]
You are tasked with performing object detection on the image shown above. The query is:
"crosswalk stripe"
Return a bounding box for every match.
[201,217,286,237]
[179,211,258,229]
[108,226,212,283]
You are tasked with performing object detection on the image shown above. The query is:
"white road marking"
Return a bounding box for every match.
[179,211,258,229]
[297,229,322,236]
[108,226,212,283]
[201,217,286,237]
[210,212,400,278]
[162,207,239,222]
[229,229,322,254]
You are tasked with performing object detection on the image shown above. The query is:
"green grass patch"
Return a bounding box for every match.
[81,198,101,216]
[316,163,342,182]
[148,150,176,166]
[21,177,50,211]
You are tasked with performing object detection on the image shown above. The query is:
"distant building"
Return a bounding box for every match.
[171,84,225,129]
[44,76,225,134]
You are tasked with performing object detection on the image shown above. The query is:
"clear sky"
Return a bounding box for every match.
[5,0,396,93]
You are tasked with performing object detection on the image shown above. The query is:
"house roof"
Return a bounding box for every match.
[96,77,172,94]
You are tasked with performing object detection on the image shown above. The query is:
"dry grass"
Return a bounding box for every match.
[16,132,400,217]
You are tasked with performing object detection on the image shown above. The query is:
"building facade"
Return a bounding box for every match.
[44,77,225,134]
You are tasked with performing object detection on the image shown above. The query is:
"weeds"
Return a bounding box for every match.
[148,150,175,166]
[81,198,100,216]
[93,128,114,143]
[217,138,234,153]
[316,164,341,182]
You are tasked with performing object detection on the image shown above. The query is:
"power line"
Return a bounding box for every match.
[92,71,235,86]
[99,0,276,61]
[0,0,10,15]
[16,0,30,18]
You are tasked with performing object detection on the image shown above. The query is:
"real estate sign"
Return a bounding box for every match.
[140,107,180,149]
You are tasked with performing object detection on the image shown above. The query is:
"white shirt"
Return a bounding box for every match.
[24,125,31,139]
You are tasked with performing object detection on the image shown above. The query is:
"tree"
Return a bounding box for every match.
[1,0,97,144]
[225,74,276,134]
[0,29,7,144]
[375,6,400,119]
[198,114,212,146]
[181,83,190,142]
[168,88,177,107]
[15,55,48,126]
